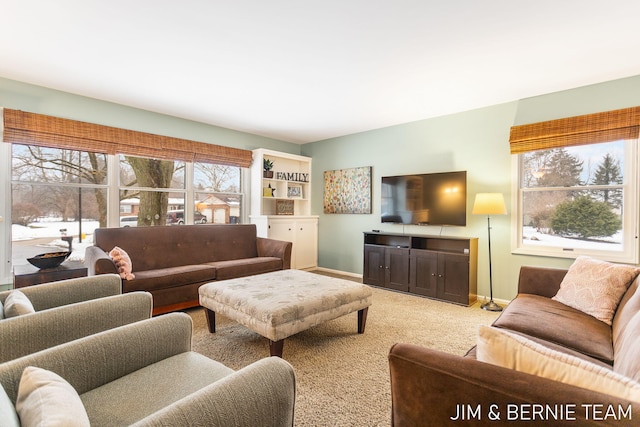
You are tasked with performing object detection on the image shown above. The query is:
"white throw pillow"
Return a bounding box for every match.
[552,256,640,325]
[16,366,90,427]
[0,383,20,427]
[477,325,640,402]
[3,290,35,318]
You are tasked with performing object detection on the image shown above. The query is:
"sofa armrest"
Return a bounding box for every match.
[0,273,122,310]
[0,292,152,363]
[0,313,192,403]
[85,245,119,276]
[132,357,296,427]
[389,343,639,426]
[257,237,292,270]
[517,266,568,297]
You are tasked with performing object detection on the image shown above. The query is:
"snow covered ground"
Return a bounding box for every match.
[12,219,100,262]
[522,226,623,251]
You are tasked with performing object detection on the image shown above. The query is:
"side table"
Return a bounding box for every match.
[13,261,88,289]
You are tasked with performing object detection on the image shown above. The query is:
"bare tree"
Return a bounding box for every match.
[12,145,108,225]
[195,163,239,192]
[125,157,175,226]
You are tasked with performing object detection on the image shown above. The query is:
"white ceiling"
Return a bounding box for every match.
[3,1,640,144]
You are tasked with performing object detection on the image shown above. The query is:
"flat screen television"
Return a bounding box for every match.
[381,171,467,226]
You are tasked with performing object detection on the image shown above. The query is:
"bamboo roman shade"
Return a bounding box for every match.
[509,106,640,154]
[2,109,252,167]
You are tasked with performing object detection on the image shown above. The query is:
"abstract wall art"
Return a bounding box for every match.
[323,166,372,214]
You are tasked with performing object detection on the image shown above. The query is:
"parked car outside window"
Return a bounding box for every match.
[120,216,138,227]
[166,210,207,225]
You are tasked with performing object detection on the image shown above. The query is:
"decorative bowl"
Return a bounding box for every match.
[27,251,71,269]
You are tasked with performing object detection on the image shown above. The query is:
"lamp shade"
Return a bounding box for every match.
[472,193,507,215]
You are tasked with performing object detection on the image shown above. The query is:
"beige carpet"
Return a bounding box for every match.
[187,275,500,426]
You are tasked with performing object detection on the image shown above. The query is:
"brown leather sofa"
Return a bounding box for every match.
[389,266,640,426]
[85,224,292,315]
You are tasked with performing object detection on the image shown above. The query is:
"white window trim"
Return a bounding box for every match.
[0,124,11,285]
[510,140,639,264]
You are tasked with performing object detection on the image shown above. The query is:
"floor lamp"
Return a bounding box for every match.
[472,193,507,312]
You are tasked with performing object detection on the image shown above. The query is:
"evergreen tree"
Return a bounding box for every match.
[522,149,584,232]
[551,195,620,239]
[537,148,583,187]
[592,153,623,210]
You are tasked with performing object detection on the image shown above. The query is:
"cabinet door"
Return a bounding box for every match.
[363,245,386,287]
[386,247,410,292]
[268,219,295,242]
[294,218,318,269]
[437,252,470,305]
[269,219,296,267]
[409,250,438,297]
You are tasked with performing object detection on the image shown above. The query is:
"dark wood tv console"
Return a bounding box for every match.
[363,231,478,306]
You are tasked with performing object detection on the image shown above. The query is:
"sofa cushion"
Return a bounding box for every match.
[4,290,35,318]
[553,256,640,326]
[122,265,217,293]
[0,384,19,427]
[465,335,612,368]
[477,326,640,402]
[614,312,640,382]
[16,366,91,427]
[80,352,233,426]
[493,294,614,363]
[94,224,260,271]
[613,276,640,344]
[207,257,282,280]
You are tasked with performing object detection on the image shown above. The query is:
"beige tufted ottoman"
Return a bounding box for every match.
[199,269,373,357]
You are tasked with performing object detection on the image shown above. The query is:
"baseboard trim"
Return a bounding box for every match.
[313,267,363,279]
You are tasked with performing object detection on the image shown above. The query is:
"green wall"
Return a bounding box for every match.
[302,74,640,301]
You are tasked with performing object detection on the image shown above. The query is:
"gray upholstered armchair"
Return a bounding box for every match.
[0,273,123,309]
[0,313,296,426]
[0,274,152,362]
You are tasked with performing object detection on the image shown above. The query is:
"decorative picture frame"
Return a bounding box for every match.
[323,166,372,214]
[276,199,294,215]
[287,184,303,198]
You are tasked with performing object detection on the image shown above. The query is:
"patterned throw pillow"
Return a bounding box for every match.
[552,256,640,325]
[109,246,135,280]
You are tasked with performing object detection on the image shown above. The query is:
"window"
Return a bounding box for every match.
[11,144,108,264]
[511,107,640,263]
[4,109,252,266]
[119,155,186,227]
[194,162,243,224]
[10,148,247,265]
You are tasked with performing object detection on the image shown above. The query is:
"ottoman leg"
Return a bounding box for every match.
[358,307,369,334]
[270,339,284,358]
[204,308,216,333]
